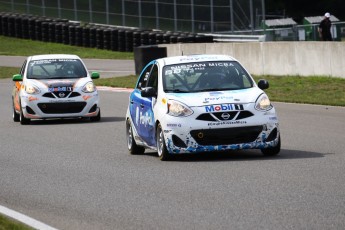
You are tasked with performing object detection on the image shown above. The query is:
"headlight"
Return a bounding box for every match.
[255,94,273,111]
[25,84,40,94]
[82,82,96,93]
[167,100,193,117]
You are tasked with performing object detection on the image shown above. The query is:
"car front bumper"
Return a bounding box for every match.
[20,92,99,119]
[160,109,280,154]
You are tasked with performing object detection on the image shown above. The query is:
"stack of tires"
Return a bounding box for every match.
[110,29,118,51]
[0,12,214,53]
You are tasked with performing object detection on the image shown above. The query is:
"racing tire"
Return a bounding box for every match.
[126,119,145,155]
[13,103,20,122]
[19,107,30,125]
[156,123,172,161]
[261,135,281,156]
[90,109,101,122]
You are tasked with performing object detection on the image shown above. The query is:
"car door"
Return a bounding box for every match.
[129,62,158,147]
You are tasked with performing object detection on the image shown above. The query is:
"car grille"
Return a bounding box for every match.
[196,111,254,121]
[37,102,87,114]
[42,92,81,98]
[190,126,263,145]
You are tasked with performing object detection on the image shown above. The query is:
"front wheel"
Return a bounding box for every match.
[156,123,171,161]
[126,119,145,155]
[20,106,30,125]
[13,103,20,122]
[261,135,281,156]
[90,109,101,122]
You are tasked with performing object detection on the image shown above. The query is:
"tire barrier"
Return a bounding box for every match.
[0,12,214,53]
[89,27,97,48]
[96,28,104,49]
[8,15,15,37]
[75,26,83,46]
[0,14,2,35]
[35,19,42,41]
[22,17,29,39]
[125,30,133,52]
[62,24,69,44]
[82,27,90,47]
[110,29,118,51]
[118,29,125,52]
[55,23,63,43]
[134,46,167,75]
[68,25,75,46]
[28,17,36,40]
[103,29,111,50]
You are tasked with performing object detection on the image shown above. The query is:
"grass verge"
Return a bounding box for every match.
[252,75,345,107]
[0,36,133,59]
[94,74,345,107]
[0,213,34,230]
[0,67,19,79]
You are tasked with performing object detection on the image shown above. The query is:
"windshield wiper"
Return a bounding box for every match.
[165,89,190,93]
[195,88,224,92]
[48,76,81,79]
[196,88,240,92]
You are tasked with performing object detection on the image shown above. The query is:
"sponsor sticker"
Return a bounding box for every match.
[203,95,234,103]
[208,120,247,126]
[48,86,73,92]
[31,59,77,65]
[269,116,278,121]
[166,123,182,128]
[139,111,153,127]
[205,103,244,112]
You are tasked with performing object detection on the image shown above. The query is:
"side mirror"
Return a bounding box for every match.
[12,74,23,81]
[91,72,100,79]
[258,79,269,90]
[141,87,157,98]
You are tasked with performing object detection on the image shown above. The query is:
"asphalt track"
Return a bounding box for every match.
[1,59,345,229]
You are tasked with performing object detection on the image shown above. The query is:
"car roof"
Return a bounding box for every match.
[28,54,81,61]
[157,54,237,65]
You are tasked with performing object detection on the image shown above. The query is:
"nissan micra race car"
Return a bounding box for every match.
[126,54,280,160]
[12,54,101,124]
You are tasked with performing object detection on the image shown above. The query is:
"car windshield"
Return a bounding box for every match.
[27,59,87,79]
[163,61,254,93]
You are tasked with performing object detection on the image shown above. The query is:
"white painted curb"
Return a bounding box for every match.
[0,205,58,230]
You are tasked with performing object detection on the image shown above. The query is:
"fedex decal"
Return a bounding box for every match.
[205,104,244,112]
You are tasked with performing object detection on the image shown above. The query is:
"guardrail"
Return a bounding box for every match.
[202,33,266,42]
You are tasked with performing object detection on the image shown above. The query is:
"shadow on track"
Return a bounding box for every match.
[27,116,125,125]
[139,149,325,162]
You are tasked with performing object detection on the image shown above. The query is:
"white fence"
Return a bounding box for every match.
[0,0,266,33]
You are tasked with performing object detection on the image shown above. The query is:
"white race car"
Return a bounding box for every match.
[12,54,101,124]
[126,54,280,160]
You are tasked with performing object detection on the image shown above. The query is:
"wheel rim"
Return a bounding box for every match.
[127,122,133,149]
[157,127,163,157]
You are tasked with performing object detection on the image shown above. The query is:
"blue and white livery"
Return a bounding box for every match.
[126,54,280,160]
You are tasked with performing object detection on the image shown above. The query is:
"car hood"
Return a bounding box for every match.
[167,88,264,106]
